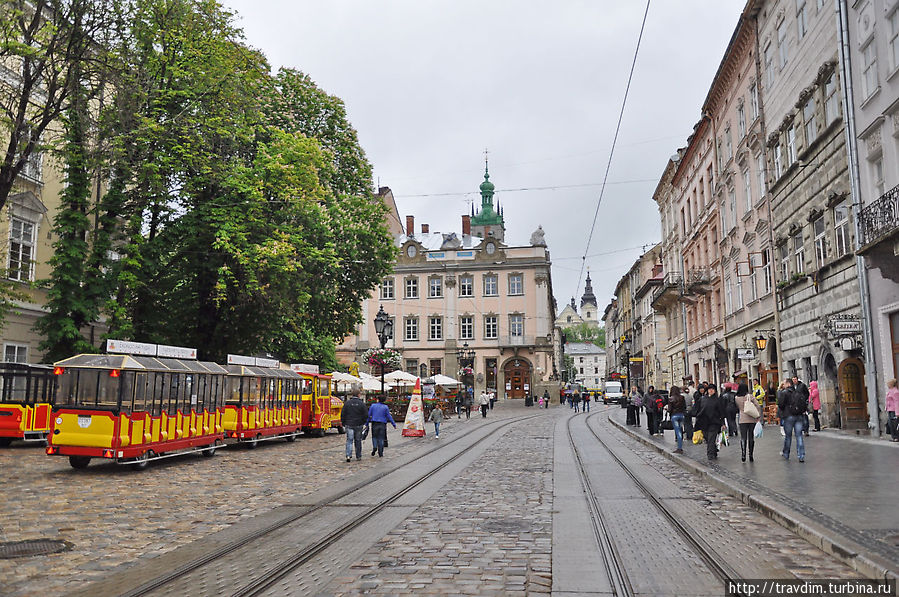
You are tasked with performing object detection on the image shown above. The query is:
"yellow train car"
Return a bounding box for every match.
[222,364,304,447]
[46,353,226,469]
[0,363,57,446]
[298,371,337,436]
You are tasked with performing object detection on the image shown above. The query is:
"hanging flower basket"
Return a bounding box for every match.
[361,347,402,371]
[458,366,474,377]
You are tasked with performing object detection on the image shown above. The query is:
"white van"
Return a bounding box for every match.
[603,381,624,405]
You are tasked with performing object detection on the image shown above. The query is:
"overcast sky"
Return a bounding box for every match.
[224,0,745,318]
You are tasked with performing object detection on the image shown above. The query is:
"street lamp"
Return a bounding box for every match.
[374,305,393,397]
[621,335,632,408]
[457,342,475,416]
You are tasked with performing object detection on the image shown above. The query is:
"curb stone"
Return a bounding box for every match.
[608,415,899,583]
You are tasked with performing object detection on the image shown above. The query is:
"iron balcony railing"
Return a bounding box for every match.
[651,272,682,305]
[860,183,899,248]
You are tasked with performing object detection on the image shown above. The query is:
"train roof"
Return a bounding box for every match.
[225,364,299,378]
[54,354,227,374]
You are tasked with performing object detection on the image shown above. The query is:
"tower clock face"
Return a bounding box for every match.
[407,245,417,257]
[485,242,496,255]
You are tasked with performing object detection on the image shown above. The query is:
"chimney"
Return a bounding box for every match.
[462,215,471,236]
[421,223,429,234]
[406,215,414,237]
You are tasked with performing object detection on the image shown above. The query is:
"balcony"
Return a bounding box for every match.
[651,272,682,310]
[686,267,714,294]
[859,183,899,251]
[498,335,537,349]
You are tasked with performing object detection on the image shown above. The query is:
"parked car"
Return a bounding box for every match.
[603,381,623,405]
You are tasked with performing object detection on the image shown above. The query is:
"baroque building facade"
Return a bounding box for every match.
[337,168,560,399]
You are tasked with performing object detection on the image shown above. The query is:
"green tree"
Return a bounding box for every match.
[564,323,605,347]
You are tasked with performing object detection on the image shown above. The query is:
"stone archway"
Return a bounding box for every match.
[837,357,868,429]
[502,357,532,399]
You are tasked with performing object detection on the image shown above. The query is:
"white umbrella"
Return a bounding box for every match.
[331,371,363,384]
[384,370,419,385]
[431,373,461,386]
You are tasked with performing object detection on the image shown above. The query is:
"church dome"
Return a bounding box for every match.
[479,171,495,193]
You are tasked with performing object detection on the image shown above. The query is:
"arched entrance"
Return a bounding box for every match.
[837,358,868,429]
[502,357,532,399]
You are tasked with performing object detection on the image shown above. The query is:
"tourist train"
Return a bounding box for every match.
[1,339,343,469]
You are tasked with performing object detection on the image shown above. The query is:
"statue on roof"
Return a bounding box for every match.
[530,225,546,246]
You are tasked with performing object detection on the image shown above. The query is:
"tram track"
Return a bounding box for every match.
[100,412,543,597]
[571,410,748,596]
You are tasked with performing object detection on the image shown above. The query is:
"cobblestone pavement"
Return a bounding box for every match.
[0,402,512,597]
[325,414,553,596]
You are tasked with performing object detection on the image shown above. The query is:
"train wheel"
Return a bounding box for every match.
[314,428,325,438]
[202,444,216,457]
[337,425,346,434]
[0,438,13,447]
[69,456,91,469]
[133,452,150,470]
[245,435,259,449]
[286,431,297,442]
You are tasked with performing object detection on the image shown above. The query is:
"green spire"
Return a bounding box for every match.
[471,159,504,227]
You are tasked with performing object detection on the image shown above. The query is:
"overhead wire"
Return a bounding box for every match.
[574,0,652,302]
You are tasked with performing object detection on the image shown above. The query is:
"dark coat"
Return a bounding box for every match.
[697,394,724,428]
[340,396,368,427]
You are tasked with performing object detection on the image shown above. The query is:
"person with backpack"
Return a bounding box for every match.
[792,376,811,436]
[667,386,687,454]
[582,390,591,412]
[777,378,806,462]
[734,382,758,462]
[698,383,724,460]
[722,383,739,437]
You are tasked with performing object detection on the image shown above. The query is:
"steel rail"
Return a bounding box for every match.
[232,412,544,597]
[566,408,635,597]
[583,411,748,596]
[116,412,541,597]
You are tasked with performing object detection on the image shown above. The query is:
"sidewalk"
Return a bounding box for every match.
[607,408,899,581]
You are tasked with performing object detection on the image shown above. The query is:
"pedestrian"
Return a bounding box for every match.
[455,393,463,419]
[776,380,791,437]
[645,385,658,435]
[626,386,637,425]
[543,390,551,409]
[792,375,811,436]
[479,390,489,418]
[885,378,899,442]
[809,380,821,432]
[698,383,724,461]
[682,386,693,439]
[722,382,739,437]
[667,386,687,454]
[734,382,758,462]
[367,395,397,458]
[463,389,473,419]
[752,378,766,409]
[777,378,806,462]
[583,389,591,412]
[340,384,368,462]
[488,389,496,410]
[574,390,582,412]
[428,405,444,438]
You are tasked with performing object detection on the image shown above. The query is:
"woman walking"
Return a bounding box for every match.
[809,380,821,432]
[667,386,687,454]
[734,383,759,462]
[886,379,899,442]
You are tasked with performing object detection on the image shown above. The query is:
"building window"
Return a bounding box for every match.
[778,20,789,68]
[405,277,418,299]
[738,103,746,138]
[862,41,878,99]
[508,273,523,295]
[720,204,727,239]
[484,315,498,339]
[765,43,775,86]
[405,317,419,341]
[757,154,766,198]
[380,278,394,300]
[460,316,474,340]
[872,157,885,197]
[763,248,773,294]
[566,315,572,323]
[796,0,807,39]
[824,74,839,124]
[834,199,851,258]
[749,262,758,302]
[405,359,419,376]
[779,244,790,281]
[786,127,797,165]
[8,218,35,282]
[429,316,443,340]
[890,10,899,71]
[773,143,783,179]
[734,266,744,310]
[510,314,524,337]
[429,359,442,376]
[793,230,805,273]
[750,82,759,120]
[725,275,733,314]
[729,188,737,230]
[483,274,498,296]
[813,216,827,268]
[725,127,733,161]
[743,170,753,213]
[4,343,27,363]
[429,277,443,298]
[804,97,817,146]
[459,275,473,297]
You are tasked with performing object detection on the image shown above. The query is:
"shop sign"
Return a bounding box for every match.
[736,348,754,361]
[832,319,861,334]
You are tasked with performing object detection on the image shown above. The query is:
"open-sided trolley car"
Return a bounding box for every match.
[297,371,339,436]
[0,363,57,446]
[222,364,305,446]
[46,354,226,469]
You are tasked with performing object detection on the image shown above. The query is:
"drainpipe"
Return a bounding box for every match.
[680,249,690,384]
[836,0,881,436]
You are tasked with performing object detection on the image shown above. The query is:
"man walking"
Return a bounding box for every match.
[479,390,489,418]
[778,378,806,462]
[368,396,397,458]
[792,375,811,436]
[340,384,368,462]
[428,406,444,438]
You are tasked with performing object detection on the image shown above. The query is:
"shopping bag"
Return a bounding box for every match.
[743,398,760,419]
[692,429,704,444]
[753,421,763,439]
[361,425,369,440]
[719,428,728,447]
[659,413,673,431]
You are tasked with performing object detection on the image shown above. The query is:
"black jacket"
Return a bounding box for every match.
[340,396,368,427]
[697,394,725,427]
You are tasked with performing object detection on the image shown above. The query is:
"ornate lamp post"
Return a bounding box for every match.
[621,335,632,408]
[373,305,393,398]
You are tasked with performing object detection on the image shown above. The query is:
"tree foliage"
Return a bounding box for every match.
[564,323,605,347]
[34,0,395,365]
